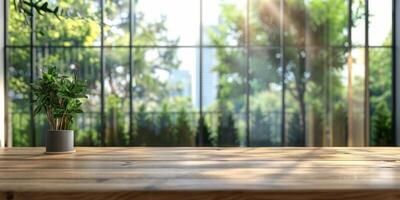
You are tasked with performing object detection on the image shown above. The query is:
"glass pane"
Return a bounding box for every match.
[283,0,306,46]
[249,0,281,46]
[369,48,393,146]
[34,47,101,146]
[203,0,246,46]
[7,0,30,45]
[202,48,246,147]
[284,0,349,47]
[105,0,130,46]
[325,48,366,147]
[133,48,198,146]
[35,0,101,46]
[134,0,199,46]
[303,47,328,147]
[352,0,365,46]
[327,0,350,46]
[104,48,130,146]
[347,48,366,146]
[284,47,308,147]
[369,0,392,46]
[249,47,282,146]
[7,48,31,146]
[329,48,349,146]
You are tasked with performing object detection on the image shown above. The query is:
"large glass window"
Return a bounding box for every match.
[5,0,394,147]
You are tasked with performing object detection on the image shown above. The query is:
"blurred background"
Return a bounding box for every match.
[5,0,394,147]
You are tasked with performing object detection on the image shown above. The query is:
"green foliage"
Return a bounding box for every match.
[9,77,29,94]
[196,117,214,147]
[31,66,88,130]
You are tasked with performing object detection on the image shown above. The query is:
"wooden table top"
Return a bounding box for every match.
[1,147,400,199]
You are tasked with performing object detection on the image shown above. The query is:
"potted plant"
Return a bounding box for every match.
[31,66,88,154]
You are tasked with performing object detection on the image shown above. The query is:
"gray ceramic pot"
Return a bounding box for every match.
[46,130,75,154]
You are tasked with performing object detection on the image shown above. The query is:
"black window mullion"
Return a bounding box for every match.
[245,0,250,147]
[128,0,133,145]
[3,0,9,147]
[280,0,286,147]
[198,0,204,147]
[100,0,106,146]
[29,0,36,147]
[129,0,138,146]
[364,0,370,146]
[346,0,353,146]
[392,0,398,146]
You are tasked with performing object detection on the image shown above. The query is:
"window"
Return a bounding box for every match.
[5,0,394,147]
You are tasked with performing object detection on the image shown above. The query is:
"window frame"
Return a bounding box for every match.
[3,0,397,147]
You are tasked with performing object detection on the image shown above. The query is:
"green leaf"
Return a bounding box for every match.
[31,65,88,130]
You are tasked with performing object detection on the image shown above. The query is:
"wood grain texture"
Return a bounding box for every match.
[1,147,400,200]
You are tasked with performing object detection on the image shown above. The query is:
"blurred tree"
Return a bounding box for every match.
[371,102,393,146]
[196,116,214,147]
[9,77,30,146]
[134,104,154,146]
[157,104,175,146]
[105,94,129,146]
[217,111,238,147]
[7,48,31,146]
[175,108,193,146]
[369,38,393,146]
[75,129,99,146]
[288,112,304,146]
[251,107,273,147]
